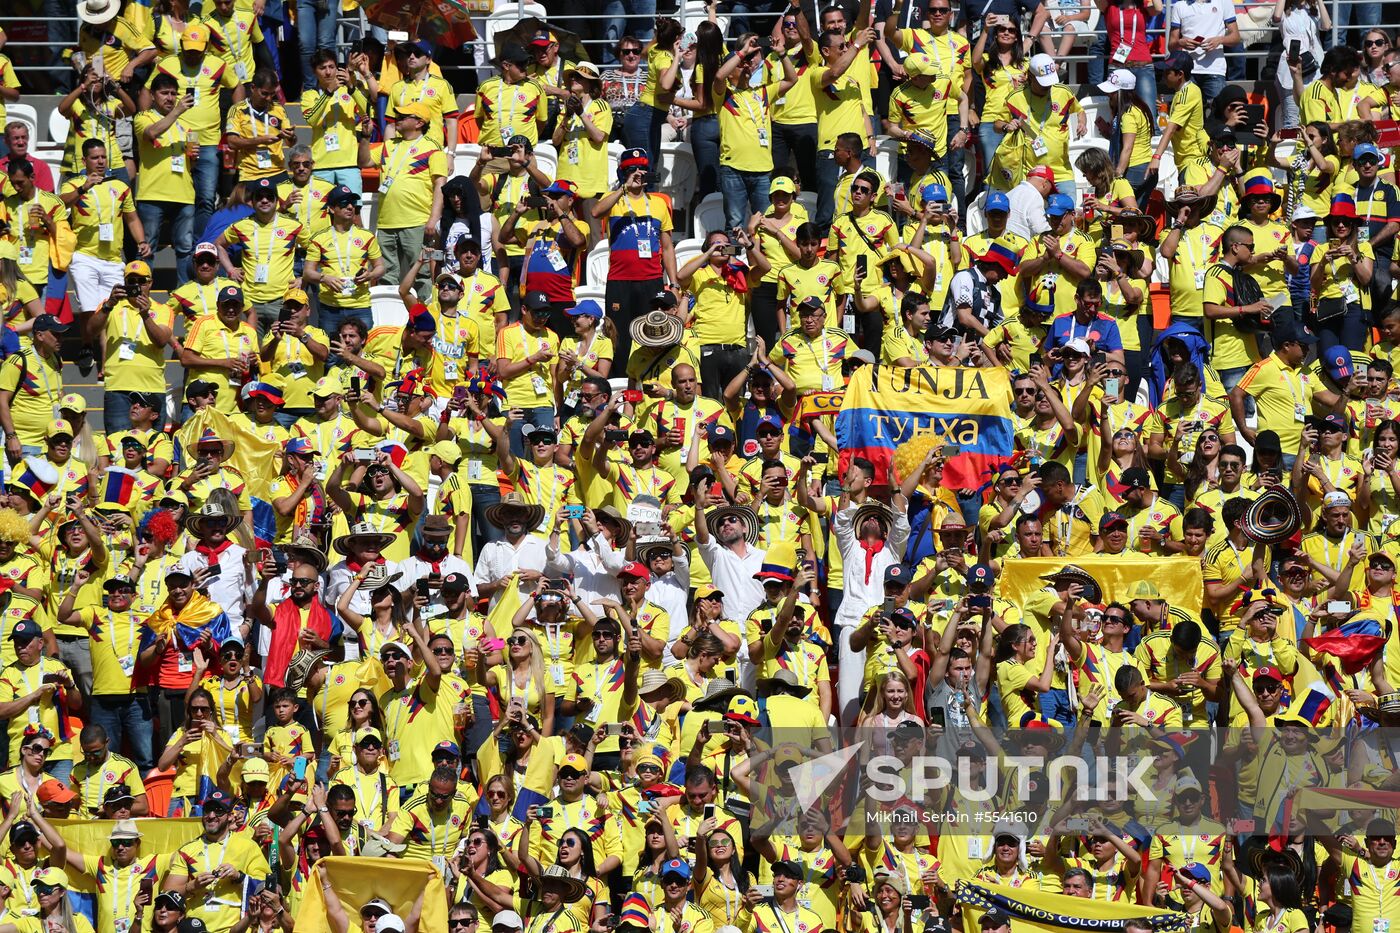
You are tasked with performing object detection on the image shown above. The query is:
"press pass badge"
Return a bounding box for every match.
[387,739,401,760]
[1031,137,1049,158]
[1194,269,1206,290]
[98,223,114,242]
[1112,44,1131,62]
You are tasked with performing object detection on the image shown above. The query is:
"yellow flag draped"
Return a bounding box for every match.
[486,574,524,632]
[997,556,1204,611]
[293,856,448,933]
[177,407,282,504]
[956,881,1191,933]
[50,818,202,894]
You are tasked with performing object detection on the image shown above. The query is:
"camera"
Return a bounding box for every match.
[525,194,549,210]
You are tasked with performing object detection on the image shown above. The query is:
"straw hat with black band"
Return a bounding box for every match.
[692,677,753,713]
[538,865,587,903]
[1038,564,1103,604]
[704,503,759,545]
[485,493,547,532]
[594,505,633,544]
[851,502,893,538]
[185,502,240,538]
[631,309,684,349]
[333,522,398,557]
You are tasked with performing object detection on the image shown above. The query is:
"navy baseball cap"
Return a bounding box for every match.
[966,564,994,588]
[432,740,461,759]
[1321,345,1354,382]
[217,285,243,305]
[1155,50,1194,74]
[707,423,735,444]
[247,177,277,200]
[884,564,910,585]
[326,184,360,207]
[10,619,40,642]
[756,414,784,434]
[203,790,234,811]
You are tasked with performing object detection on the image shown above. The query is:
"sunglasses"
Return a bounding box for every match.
[431,646,455,656]
[1366,38,1389,46]
[851,186,873,195]
[23,745,51,756]
[111,838,137,848]
[621,47,642,55]
[359,740,383,750]
[380,652,408,662]
[508,635,530,646]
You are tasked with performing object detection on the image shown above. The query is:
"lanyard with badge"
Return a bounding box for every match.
[111,859,143,933]
[525,326,551,397]
[494,80,520,138]
[805,332,837,391]
[1320,530,1353,570]
[380,138,418,193]
[625,194,657,260]
[387,689,409,761]
[227,19,249,80]
[249,220,279,285]
[109,608,140,680]
[15,193,39,265]
[329,227,359,298]
[736,86,770,148]
[543,621,566,686]
[1112,7,1138,62]
[94,183,119,245]
[1020,94,1054,159]
[1280,365,1308,422]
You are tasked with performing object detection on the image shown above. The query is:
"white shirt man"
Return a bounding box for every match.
[473,536,549,611]
[832,503,912,722]
[1169,0,1238,77]
[544,534,627,609]
[1007,174,1053,241]
[175,543,255,641]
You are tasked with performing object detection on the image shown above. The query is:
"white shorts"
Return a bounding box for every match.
[68,251,124,315]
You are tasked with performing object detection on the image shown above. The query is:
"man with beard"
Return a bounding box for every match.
[249,557,336,692]
[396,515,474,612]
[636,363,731,479]
[164,789,270,933]
[472,496,548,613]
[694,482,765,624]
[833,495,911,724]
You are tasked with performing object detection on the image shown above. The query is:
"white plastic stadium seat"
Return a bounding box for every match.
[371,285,409,329]
[607,141,623,184]
[692,192,726,239]
[796,189,817,219]
[32,149,63,183]
[585,240,610,287]
[48,109,70,147]
[658,142,697,215]
[673,237,704,271]
[1078,95,1108,141]
[484,3,546,47]
[873,136,898,186]
[573,284,604,308]
[681,0,729,37]
[964,190,987,238]
[532,142,558,181]
[4,104,37,141]
[454,143,481,180]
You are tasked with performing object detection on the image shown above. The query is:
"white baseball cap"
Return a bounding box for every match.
[377,914,407,933]
[493,912,525,931]
[1029,53,1059,86]
[1097,69,1137,94]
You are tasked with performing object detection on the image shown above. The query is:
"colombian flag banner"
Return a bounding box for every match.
[998,556,1204,612]
[834,366,1014,488]
[295,857,448,933]
[957,882,1191,933]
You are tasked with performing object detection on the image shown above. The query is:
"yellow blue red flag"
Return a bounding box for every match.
[834,366,1015,487]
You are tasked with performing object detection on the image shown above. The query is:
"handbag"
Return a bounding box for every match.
[1315,296,1348,322]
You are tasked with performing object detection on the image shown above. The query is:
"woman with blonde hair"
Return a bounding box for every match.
[1076,147,1139,230]
[555,300,616,421]
[859,670,922,752]
[484,626,554,735]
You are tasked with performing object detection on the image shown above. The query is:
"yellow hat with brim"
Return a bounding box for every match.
[240,758,270,781]
[181,23,210,51]
[396,101,434,124]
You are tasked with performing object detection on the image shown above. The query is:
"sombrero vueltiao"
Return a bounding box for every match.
[630,310,684,349]
[185,501,240,537]
[705,503,759,545]
[332,521,398,557]
[485,493,547,532]
[1038,564,1103,604]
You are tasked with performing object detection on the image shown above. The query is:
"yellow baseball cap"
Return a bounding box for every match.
[396,101,434,124]
[240,758,270,781]
[769,176,796,196]
[124,260,152,278]
[181,23,210,51]
[283,288,309,307]
[45,419,74,440]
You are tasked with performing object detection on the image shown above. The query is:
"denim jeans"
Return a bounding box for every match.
[509,405,555,458]
[276,408,312,428]
[978,123,1005,186]
[1192,73,1227,109]
[939,114,966,211]
[1086,33,1107,88]
[1128,64,1158,110]
[43,0,78,94]
[469,482,504,556]
[772,121,818,192]
[193,144,220,241]
[137,201,194,284]
[103,392,134,433]
[90,693,156,772]
[46,759,73,785]
[718,166,770,230]
[314,167,362,194]
[690,114,720,201]
[297,0,339,90]
[1219,364,1255,419]
[1040,687,1076,728]
[622,104,666,169]
[1332,2,1381,45]
[259,0,285,77]
[1311,301,1368,352]
[601,0,657,64]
